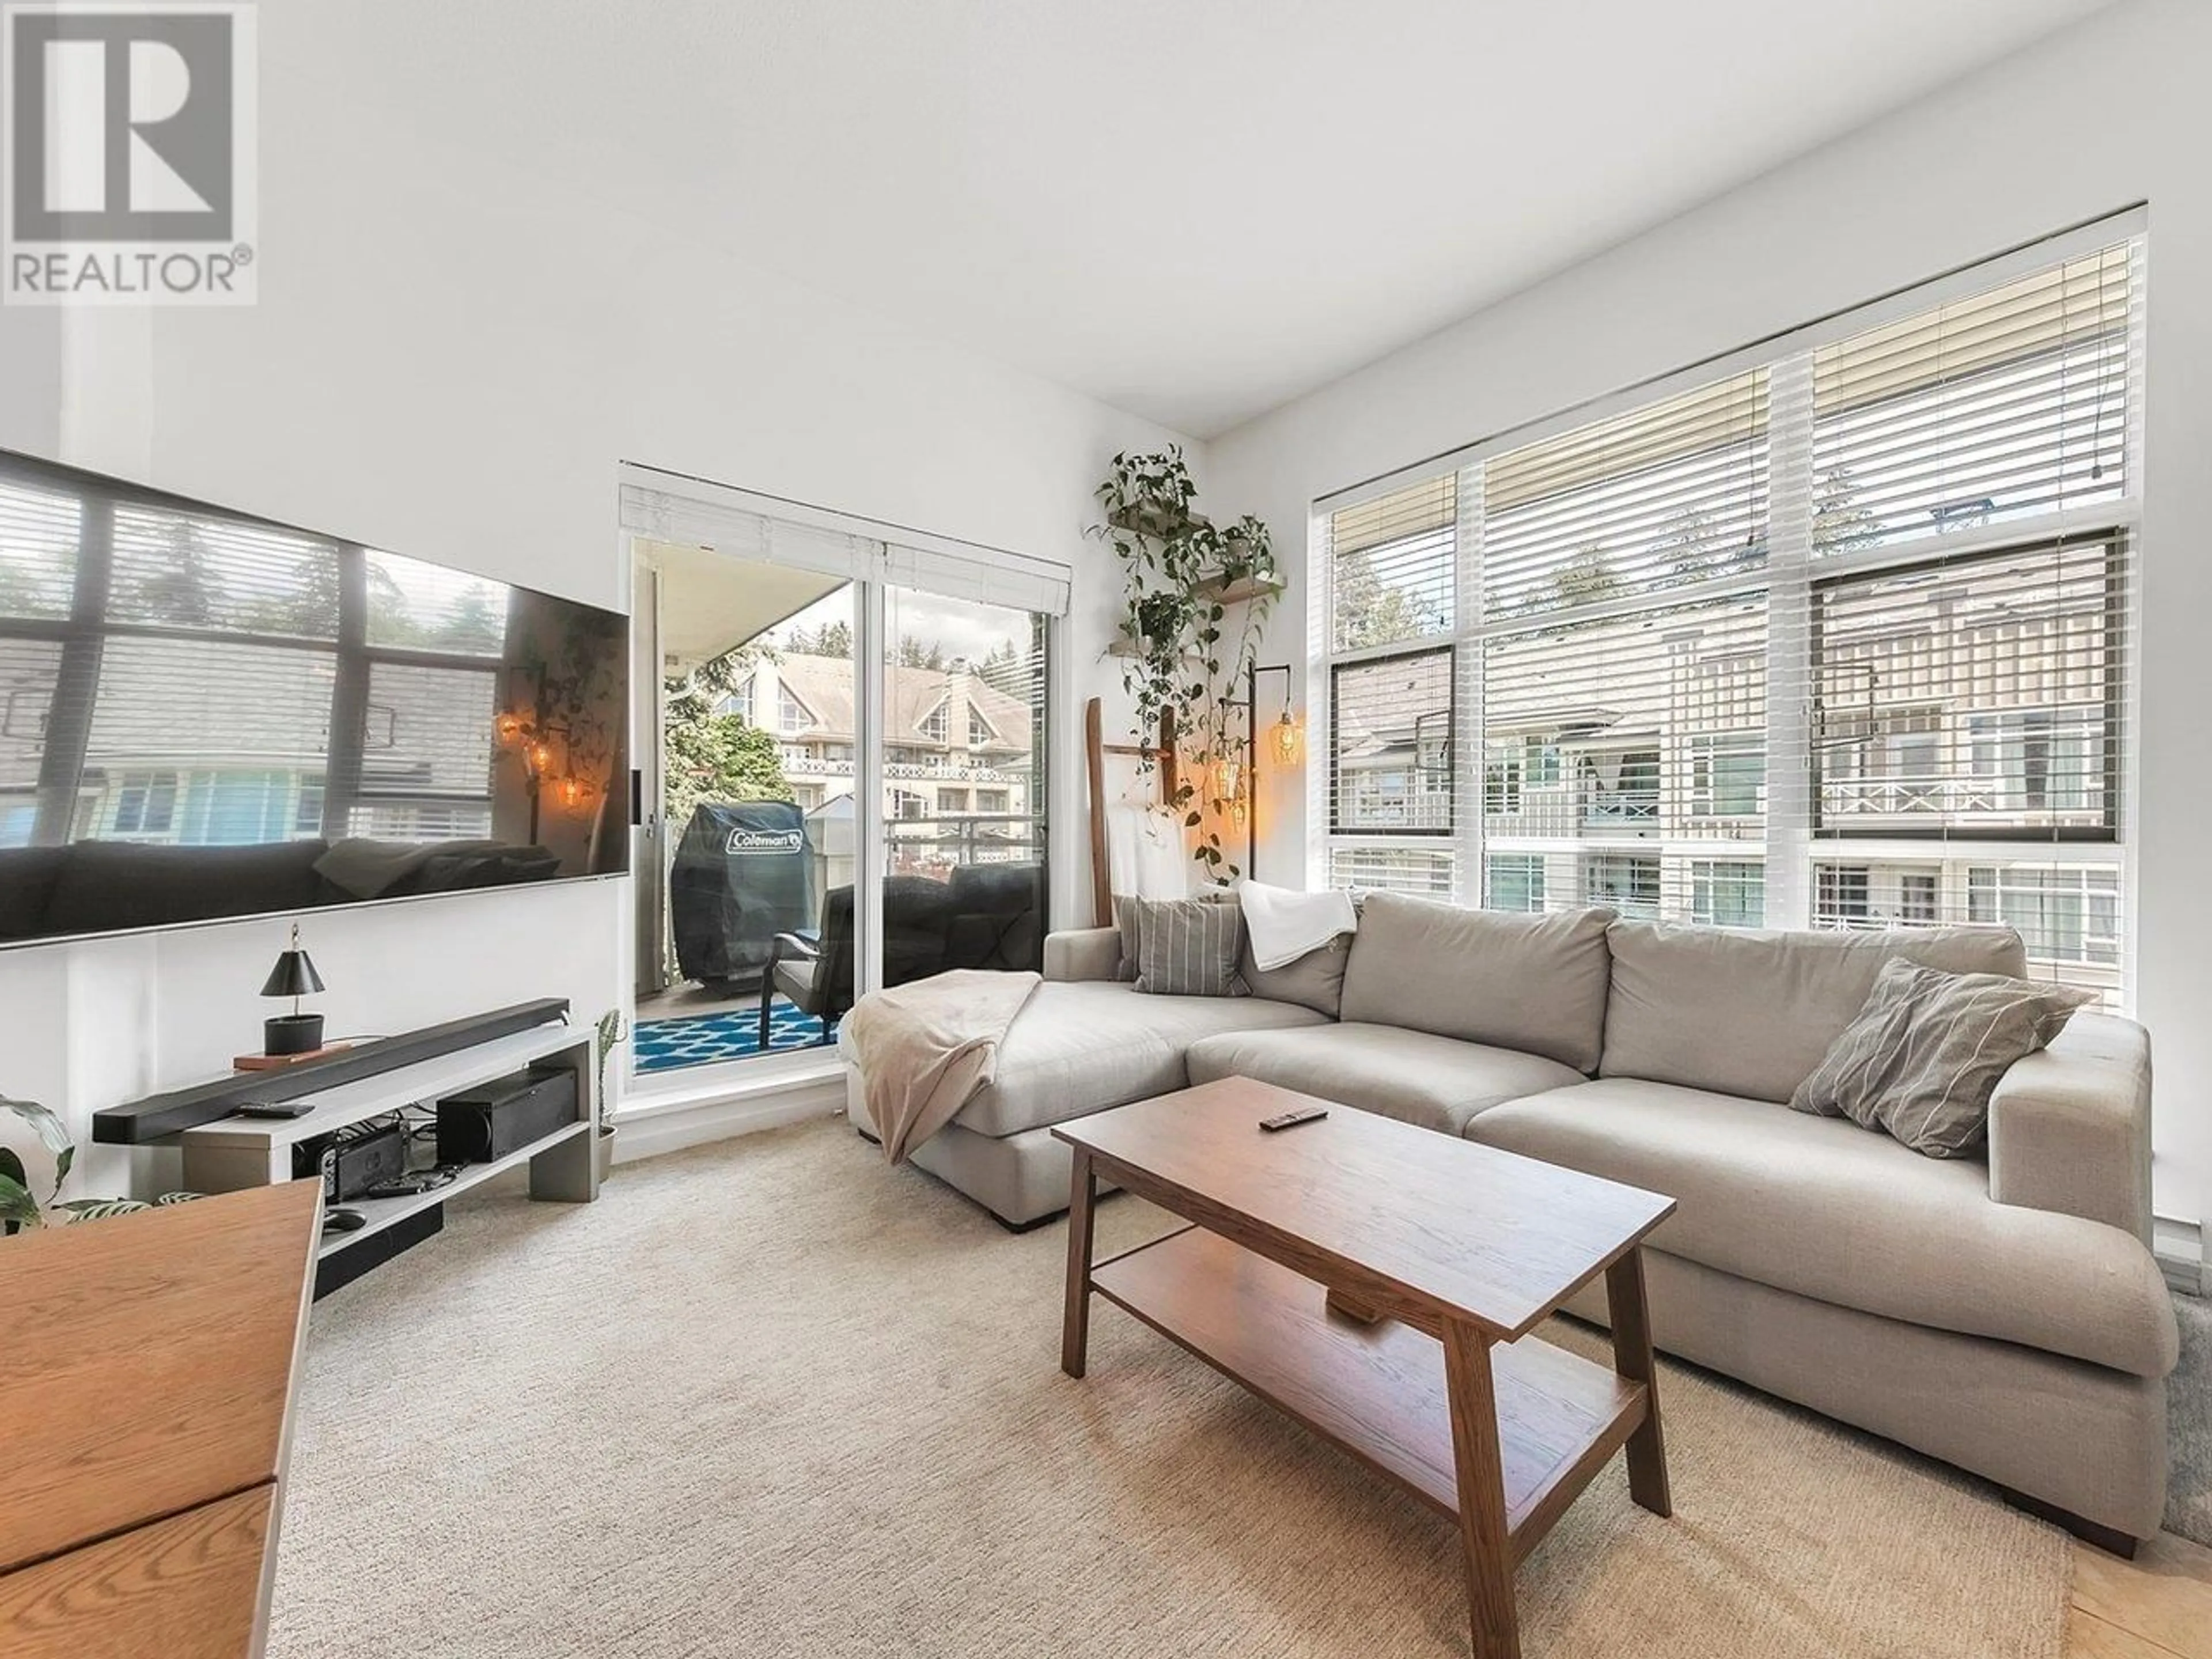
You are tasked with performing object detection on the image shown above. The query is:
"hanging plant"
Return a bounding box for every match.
[1088,447,1278,883]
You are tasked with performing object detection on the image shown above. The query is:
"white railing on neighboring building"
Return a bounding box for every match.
[1819,775,2103,826]
[779,748,1030,786]
[1484,782,1662,840]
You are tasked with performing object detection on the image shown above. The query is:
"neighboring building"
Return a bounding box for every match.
[715,653,1040,876]
[0,631,500,850]
[1332,556,2123,997]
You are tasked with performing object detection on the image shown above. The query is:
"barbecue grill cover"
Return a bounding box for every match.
[671,800,815,984]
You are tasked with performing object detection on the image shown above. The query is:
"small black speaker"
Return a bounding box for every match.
[435,1066,579,1165]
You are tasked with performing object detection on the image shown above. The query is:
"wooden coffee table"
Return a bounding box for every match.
[1054,1076,1677,1659]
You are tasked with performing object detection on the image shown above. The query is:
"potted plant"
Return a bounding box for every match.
[1089,448,1279,882]
[593,1010,627,1181]
[2,1096,200,1233]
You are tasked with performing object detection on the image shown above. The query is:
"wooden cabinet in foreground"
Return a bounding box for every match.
[0,1179,321,1659]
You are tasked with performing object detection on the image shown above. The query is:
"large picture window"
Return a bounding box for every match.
[1320,226,2141,1003]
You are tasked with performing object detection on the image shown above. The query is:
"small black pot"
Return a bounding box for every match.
[264,1012,325,1057]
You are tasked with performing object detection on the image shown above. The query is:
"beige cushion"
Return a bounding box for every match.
[1790,959,2096,1156]
[952,980,1323,1139]
[1239,931,1351,1018]
[1185,1024,1586,1137]
[1467,1077,2177,1378]
[1339,892,1614,1071]
[1600,921,2029,1103]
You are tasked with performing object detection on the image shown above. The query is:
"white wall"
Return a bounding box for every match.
[0,27,1190,1192]
[1209,0,2212,1234]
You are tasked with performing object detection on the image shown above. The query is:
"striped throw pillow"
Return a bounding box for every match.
[1127,895,1249,998]
[1789,957,2096,1157]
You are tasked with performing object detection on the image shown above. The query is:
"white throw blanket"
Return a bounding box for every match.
[839,969,1040,1164]
[1106,802,1191,900]
[1238,880,1358,971]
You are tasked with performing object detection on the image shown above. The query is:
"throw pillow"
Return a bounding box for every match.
[1240,931,1351,1017]
[1113,887,1236,982]
[1789,957,2096,1157]
[1127,895,1249,998]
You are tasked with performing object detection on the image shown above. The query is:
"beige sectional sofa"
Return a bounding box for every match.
[843,890,2179,1545]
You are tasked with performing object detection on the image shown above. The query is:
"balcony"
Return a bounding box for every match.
[779,747,1029,786]
[1819,775,2104,832]
[1486,782,1660,840]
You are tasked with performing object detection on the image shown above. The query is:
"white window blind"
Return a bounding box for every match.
[1327,475,1456,651]
[108,505,338,639]
[1483,370,1768,616]
[1483,592,1768,918]
[0,472,84,620]
[1811,247,2130,551]
[1320,219,2143,1003]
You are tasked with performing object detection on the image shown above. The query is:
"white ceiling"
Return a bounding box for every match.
[639,539,843,672]
[290,0,2120,438]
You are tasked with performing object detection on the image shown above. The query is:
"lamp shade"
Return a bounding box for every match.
[259,948,325,1000]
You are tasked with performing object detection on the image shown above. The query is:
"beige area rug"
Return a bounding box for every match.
[271,1117,2068,1658]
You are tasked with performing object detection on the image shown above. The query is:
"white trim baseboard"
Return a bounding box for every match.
[2154,1214,2204,1297]
[611,1067,846,1164]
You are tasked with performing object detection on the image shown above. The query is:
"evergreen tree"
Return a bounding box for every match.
[437,584,502,651]
[1812,466,1883,554]
[122,521,219,624]
[1331,545,1444,648]
[1549,547,1620,608]
[792,618,852,658]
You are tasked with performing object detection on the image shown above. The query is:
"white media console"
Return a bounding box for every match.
[179,1020,599,1284]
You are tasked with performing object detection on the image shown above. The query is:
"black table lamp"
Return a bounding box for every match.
[260,922,328,1056]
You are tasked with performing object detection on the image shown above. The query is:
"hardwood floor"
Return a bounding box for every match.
[2066,1534,2212,1658]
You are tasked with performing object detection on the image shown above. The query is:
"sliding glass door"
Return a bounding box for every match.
[623,486,1060,1085]
[878,588,1049,994]
[632,547,861,1075]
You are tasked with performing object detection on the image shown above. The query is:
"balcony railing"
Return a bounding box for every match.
[886,813,1045,875]
[1585,790,1660,827]
[1485,782,1660,839]
[780,748,1031,786]
[1819,775,2104,827]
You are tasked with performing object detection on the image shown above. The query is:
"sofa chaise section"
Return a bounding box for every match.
[847,962,1326,1228]
[1468,1073,2174,1378]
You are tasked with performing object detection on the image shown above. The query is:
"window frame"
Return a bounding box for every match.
[1807,534,2127,844]
[1327,643,1456,838]
[1312,214,2144,1007]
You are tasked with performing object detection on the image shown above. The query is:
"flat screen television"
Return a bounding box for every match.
[0,447,627,947]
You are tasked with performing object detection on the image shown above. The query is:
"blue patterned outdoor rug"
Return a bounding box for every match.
[634,997,837,1074]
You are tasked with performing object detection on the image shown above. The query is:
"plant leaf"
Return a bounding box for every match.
[1,1172,46,1231]
[55,1198,150,1222]
[2,1096,73,1199]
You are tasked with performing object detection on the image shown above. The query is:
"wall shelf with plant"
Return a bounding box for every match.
[1089,446,1279,883]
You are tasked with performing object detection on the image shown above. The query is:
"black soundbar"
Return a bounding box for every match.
[91,999,572,1145]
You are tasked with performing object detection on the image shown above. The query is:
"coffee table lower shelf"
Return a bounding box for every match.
[1090,1226,1647,1559]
